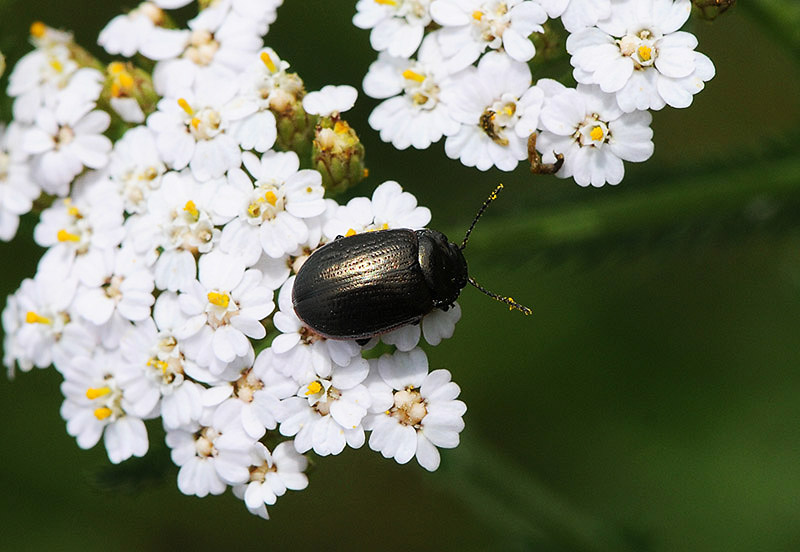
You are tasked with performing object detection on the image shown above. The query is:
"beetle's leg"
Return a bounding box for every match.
[335,234,344,240]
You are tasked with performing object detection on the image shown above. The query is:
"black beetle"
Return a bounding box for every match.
[292,184,530,342]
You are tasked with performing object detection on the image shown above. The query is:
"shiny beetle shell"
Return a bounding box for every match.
[292,228,468,340]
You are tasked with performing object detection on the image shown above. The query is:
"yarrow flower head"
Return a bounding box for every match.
[60,349,150,464]
[0,123,40,241]
[98,2,172,58]
[535,80,654,186]
[0,0,474,517]
[353,0,434,58]
[22,69,111,196]
[228,48,287,153]
[354,0,714,187]
[277,348,372,456]
[147,76,247,182]
[567,0,715,112]
[0,0,724,524]
[176,249,274,369]
[7,22,79,123]
[232,441,309,520]
[215,150,325,265]
[126,170,223,292]
[4,271,96,374]
[165,399,255,497]
[150,4,267,97]
[363,34,460,150]
[33,173,125,283]
[108,126,167,215]
[431,0,548,70]
[364,348,466,471]
[441,51,543,171]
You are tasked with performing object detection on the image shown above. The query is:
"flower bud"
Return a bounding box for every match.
[102,61,158,124]
[311,117,367,195]
[270,74,316,162]
[691,0,735,20]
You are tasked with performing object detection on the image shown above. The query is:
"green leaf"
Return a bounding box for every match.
[437,434,648,551]
[740,0,800,62]
[457,147,800,261]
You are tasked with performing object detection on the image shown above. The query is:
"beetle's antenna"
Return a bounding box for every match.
[460,183,504,250]
[468,277,532,316]
[461,184,532,315]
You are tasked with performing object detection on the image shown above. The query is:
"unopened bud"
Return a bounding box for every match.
[691,0,735,20]
[101,62,158,124]
[271,79,316,161]
[312,117,367,195]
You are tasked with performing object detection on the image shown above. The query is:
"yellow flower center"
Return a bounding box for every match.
[108,61,125,75]
[146,358,169,374]
[177,98,194,116]
[638,45,652,62]
[57,229,80,242]
[183,200,199,220]
[208,291,231,309]
[207,291,230,308]
[30,21,46,38]
[260,51,277,73]
[305,381,323,395]
[86,386,112,400]
[25,311,51,324]
[402,69,426,83]
[64,198,81,217]
[119,71,134,90]
[247,202,260,217]
[247,191,279,217]
[590,125,604,142]
[93,407,112,420]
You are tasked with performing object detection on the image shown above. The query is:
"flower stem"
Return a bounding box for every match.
[459,151,800,256]
[740,0,800,62]
[438,434,645,551]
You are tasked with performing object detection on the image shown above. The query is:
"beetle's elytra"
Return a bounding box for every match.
[291,184,531,342]
[292,228,466,340]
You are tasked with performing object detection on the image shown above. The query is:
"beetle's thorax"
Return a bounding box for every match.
[416,229,468,310]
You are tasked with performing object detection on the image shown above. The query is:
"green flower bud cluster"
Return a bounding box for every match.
[311,116,367,195]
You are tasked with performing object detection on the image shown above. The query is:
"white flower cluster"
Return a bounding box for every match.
[1,1,467,520]
[355,0,715,186]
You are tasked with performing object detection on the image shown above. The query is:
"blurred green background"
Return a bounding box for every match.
[1,1,800,551]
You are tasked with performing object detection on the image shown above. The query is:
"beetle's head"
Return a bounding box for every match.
[416,229,468,310]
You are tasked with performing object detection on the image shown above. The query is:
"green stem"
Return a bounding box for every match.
[459,154,800,256]
[739,0,800,62]
[438,434,644,551]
